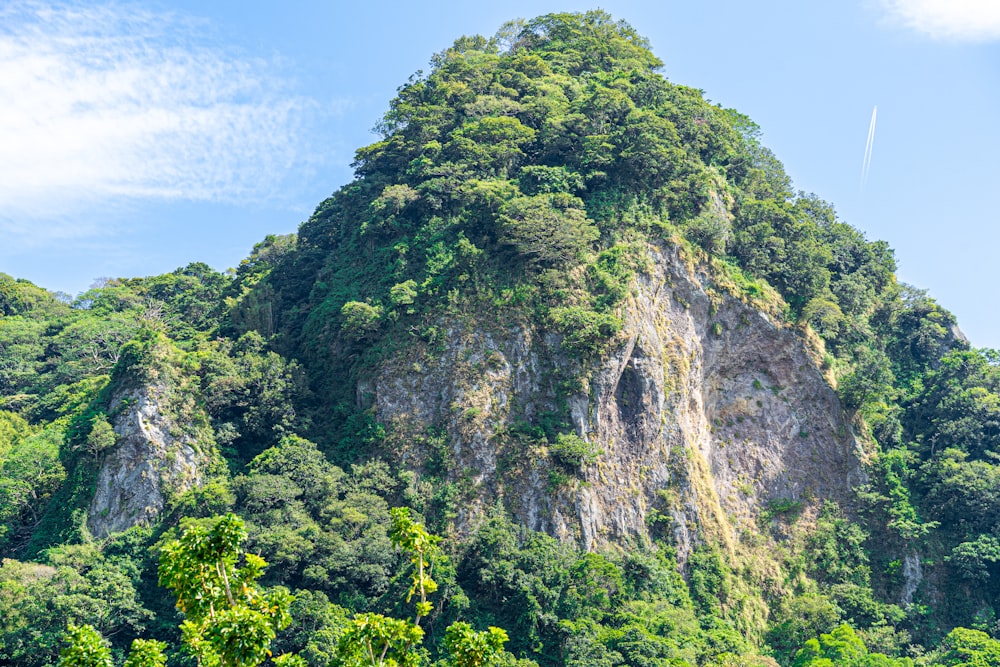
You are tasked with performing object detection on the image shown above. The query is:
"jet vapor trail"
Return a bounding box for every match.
[861,105,878,190]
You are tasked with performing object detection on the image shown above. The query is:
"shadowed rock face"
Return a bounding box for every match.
[88,384,204,538]
[372,242,862,556]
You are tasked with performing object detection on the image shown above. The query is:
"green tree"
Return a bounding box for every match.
[122,639,168,667]
[199,332,303,459]
[340,302,385,341]
[57,624,112,667]
[498,194,598,267]
[335,507,531,667]
[83,416,117,458]
[0,410,29,462]
[157,513,299,667]
[450,116,536,175]
[549,433,601,469]
[791,623,913,667]
[0,426,66,546]
[443,623,509,667]
[765,594,842,666]
[0,543,152,667]
[59,628,169,667]
[334,507,438,666]
[838,347,895,414]
[930,627,1000,666]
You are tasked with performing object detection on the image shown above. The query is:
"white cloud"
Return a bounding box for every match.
[878,0,1000,41]
[0,1,322,237]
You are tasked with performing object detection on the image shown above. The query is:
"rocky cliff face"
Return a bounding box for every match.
[88,382,205,538]
[371,242,863,556]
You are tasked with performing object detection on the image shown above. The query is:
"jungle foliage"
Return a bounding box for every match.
[1,10,999,667]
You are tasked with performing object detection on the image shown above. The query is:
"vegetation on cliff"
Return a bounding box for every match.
[1,10,999,667]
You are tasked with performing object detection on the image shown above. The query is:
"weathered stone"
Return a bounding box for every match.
[371,242,862,556]
[88,383,204,538]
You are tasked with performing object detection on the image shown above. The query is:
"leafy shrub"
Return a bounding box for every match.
[498,194,598,267]
[339,302,384,341]
[548,306,622,356]
[518,165,585,195]
[84,416,117,457]
[685,209,731,255]
[389,281,419,307]
[549,432,601,468]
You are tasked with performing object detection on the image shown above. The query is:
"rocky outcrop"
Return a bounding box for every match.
[88,383,205,538]
[371,241,862,554]
[575,244,862,553]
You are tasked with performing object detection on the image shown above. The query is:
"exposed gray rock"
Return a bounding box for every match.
[902,551,923,606]
[372,242,862,554]
[88,383,204,538]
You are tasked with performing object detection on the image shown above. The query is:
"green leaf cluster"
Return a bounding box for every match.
[3,10,1000,667]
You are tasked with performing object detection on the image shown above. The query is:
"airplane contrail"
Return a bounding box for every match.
[861,105,878,190]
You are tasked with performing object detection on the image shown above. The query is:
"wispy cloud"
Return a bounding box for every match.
[0,1,325,238]
[877,0,1000,41]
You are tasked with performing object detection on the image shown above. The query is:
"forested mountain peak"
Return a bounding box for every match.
[1,11,1000,667]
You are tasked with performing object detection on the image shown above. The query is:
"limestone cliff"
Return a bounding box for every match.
[370,241,862,556]
[88,376,207,538]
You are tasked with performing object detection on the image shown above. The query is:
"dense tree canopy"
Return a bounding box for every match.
[0,10,996,667]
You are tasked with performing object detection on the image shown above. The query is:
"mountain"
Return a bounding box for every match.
[2,11,999,667]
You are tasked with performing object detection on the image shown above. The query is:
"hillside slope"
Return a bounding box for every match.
[1,11,999,667]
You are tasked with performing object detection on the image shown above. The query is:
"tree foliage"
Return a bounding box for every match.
[1,9,999,667]
[158,513,299,667]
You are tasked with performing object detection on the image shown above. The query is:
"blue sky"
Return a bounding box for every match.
[1,0,998,348]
